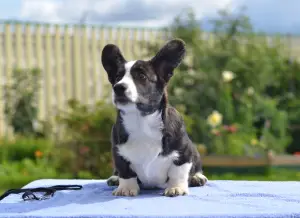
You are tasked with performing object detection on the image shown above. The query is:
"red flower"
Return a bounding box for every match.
[228,125,237,133]
[80,146,90,155]
[211,129,221,136]
[223,125,230,130]
[223,125,237,133]
[294,152,300,156]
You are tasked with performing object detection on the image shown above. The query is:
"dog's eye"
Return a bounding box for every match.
[115,75,122,82]
[138,73,147,80]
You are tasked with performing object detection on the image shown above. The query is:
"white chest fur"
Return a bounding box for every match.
[117,109,179,188]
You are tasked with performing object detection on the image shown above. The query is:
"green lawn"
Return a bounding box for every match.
[207,168,300,181]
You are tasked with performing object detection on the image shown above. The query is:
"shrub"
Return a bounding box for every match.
[0,158,70,190]
[54,98,116,179]
[0,136,53,162]
[2,67,49,138]
[144,8,294,156]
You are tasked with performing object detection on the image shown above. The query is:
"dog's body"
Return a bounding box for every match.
[101,39,207,197]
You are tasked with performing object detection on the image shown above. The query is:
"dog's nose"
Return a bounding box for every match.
[113,83,127,96]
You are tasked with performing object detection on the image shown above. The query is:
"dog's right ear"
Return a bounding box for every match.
[101,44,126,84]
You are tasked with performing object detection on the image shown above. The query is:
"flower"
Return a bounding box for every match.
[223,124,237,133]
[247,87,255,96]
[211,129,221,136]
[34,150,43,158]
[207,110,223,128]
[80,146,90,155]
[174,88,184,97]
[197,144,207,155]
[188,68,196,76]
[250,139,258,146]
[222,70,235,82]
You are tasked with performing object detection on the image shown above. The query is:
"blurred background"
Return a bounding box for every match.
[0,0,300,193]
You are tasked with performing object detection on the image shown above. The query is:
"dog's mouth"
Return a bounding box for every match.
[114,95,132,105]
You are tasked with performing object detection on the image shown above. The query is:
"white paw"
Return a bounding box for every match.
[112,186,139,196]
[112,178,140,197]
[164,185,189,197]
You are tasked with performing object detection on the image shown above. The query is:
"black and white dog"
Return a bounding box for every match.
[101,39,207,197]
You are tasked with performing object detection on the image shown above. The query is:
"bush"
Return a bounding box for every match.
[54,98,116,179]
[144,8,295,156]
[2,68,49,138]
[0,158,70,191]
[0,136,53,162]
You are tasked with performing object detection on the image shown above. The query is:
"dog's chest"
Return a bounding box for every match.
[117,111,178,188]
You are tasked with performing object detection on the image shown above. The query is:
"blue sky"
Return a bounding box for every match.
[0,1,22,20]
[0,0,299,35]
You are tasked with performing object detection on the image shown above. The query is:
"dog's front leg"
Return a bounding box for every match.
[164,162,192,197]
[107,168,119,186]
[112,151,140,197]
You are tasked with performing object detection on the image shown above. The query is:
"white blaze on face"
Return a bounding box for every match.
[113,61,138,103]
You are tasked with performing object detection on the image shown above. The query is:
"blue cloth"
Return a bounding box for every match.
[0,179,300,218]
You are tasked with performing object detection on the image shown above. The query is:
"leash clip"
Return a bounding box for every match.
[0,185,83,202]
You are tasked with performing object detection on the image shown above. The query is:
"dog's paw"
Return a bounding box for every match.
[112,178,140,197]
[112,186,139,196]
[163,186,188,197]
[107,175,119,186]
[189,172,208,187]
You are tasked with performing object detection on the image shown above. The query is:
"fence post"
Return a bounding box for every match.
[90,26,99,103]
[73,25,82,102]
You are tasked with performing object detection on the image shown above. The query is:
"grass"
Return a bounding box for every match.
[207,168,300,181]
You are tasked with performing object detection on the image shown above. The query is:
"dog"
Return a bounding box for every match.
[101,38,207,197]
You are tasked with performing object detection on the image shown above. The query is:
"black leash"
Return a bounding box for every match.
[0,185,83,201]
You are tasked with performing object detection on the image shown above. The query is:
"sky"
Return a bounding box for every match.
[0,0,299,35]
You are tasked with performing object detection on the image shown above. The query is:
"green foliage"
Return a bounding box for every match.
[54,98,116,179]
[144,8,296,156]
[0,136,53,162]
[0,158,70,191]
[2,68,48,137]
[207,168,300,181]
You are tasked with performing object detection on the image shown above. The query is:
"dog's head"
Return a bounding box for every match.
[101,39,186,113]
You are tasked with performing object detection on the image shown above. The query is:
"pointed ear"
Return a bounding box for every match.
[101,44,126,84]
[150,39,186,83]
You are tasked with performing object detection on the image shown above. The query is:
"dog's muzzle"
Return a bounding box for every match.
[113,83,131,104]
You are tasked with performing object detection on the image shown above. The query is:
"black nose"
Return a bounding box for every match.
[113,83,127,96]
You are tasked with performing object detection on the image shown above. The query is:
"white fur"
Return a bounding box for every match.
[194,172,208,182]
[112,178,140,196]
[168,162,192,187]
[112,61,138,107]
[117,108,180,189]
[108,175,118,181]
[164,162,192,195]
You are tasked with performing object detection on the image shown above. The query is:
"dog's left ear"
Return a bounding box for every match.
[150,39,186,83]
